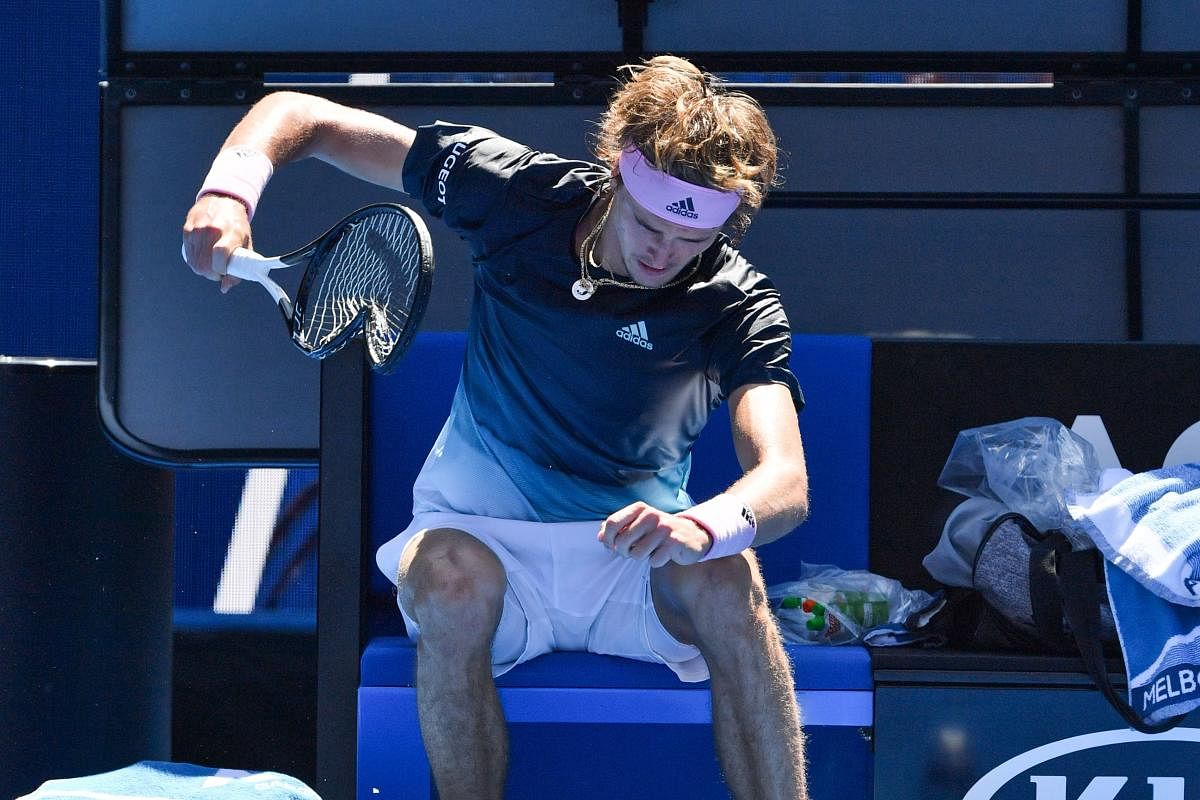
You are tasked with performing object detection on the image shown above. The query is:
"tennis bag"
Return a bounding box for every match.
[967,512,1113,652]
[967,511,1187,733]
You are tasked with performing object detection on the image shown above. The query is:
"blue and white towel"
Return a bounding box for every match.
[1105,561,1200,725]
[18,761,322,800]
[1068,464,1200,726]
[1067,464,1200,606]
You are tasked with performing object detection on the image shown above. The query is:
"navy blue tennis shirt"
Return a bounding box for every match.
[400,122,803,522]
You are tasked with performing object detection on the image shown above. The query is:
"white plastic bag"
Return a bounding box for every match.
[936,416,1101,532]
[768,563,942,645]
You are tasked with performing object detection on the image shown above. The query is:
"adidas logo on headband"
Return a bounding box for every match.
[619,147,740,229]
[665,197,699,220]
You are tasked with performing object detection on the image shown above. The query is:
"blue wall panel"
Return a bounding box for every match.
[0,2,100,359]
[647,0,1126,53]
[121,0,621,53]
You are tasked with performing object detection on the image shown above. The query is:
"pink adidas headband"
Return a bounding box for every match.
[617,146,741,229]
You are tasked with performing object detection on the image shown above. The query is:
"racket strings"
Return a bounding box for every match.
[293,213,422,363]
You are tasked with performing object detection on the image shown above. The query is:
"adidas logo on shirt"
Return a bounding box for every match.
[665,197,699,220]
[617,320,654,351]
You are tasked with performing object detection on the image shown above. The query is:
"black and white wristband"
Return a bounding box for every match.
[678,493,758,561]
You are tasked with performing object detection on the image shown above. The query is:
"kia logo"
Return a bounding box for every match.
[962,728,1200,799]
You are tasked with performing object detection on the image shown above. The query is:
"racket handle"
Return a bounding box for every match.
[226,247,289,307]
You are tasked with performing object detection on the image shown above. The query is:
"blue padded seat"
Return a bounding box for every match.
[361,638,870,692]
[358,332,873,799]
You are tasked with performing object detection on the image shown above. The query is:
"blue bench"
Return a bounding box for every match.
[356,332,873,798]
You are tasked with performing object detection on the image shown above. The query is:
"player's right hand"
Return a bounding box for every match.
[599,501,714,568]
[181,193,253,293]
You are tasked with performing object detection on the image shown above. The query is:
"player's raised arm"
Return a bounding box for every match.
[181,92,416,289]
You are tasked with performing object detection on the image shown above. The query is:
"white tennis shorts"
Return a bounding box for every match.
[375,512,708,682]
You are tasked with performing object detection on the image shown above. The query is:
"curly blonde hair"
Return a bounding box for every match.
[594,55,779,237]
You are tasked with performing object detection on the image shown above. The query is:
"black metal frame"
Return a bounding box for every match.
[95,81,319,466]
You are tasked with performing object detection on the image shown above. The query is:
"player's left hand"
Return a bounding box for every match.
[599,501,712,567]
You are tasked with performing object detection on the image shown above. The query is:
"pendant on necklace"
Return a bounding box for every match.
[571,278,596,301]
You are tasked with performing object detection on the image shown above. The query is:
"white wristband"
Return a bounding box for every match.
[678,493,758,562]
[196,146,274,220]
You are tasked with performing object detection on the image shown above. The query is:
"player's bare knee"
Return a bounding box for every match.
[665,552,767,631]
[399,527,506,635]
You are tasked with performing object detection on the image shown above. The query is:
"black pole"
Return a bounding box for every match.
[315,342,366,800]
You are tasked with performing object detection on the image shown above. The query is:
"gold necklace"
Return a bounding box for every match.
[572,193,696,301]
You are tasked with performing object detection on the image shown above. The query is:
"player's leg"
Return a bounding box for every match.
[397,527,509,800]
[650,552,808,800]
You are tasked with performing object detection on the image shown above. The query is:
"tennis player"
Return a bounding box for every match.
[182,55,810,800]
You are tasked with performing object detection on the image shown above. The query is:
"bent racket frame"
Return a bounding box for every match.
[220,203,434,374]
